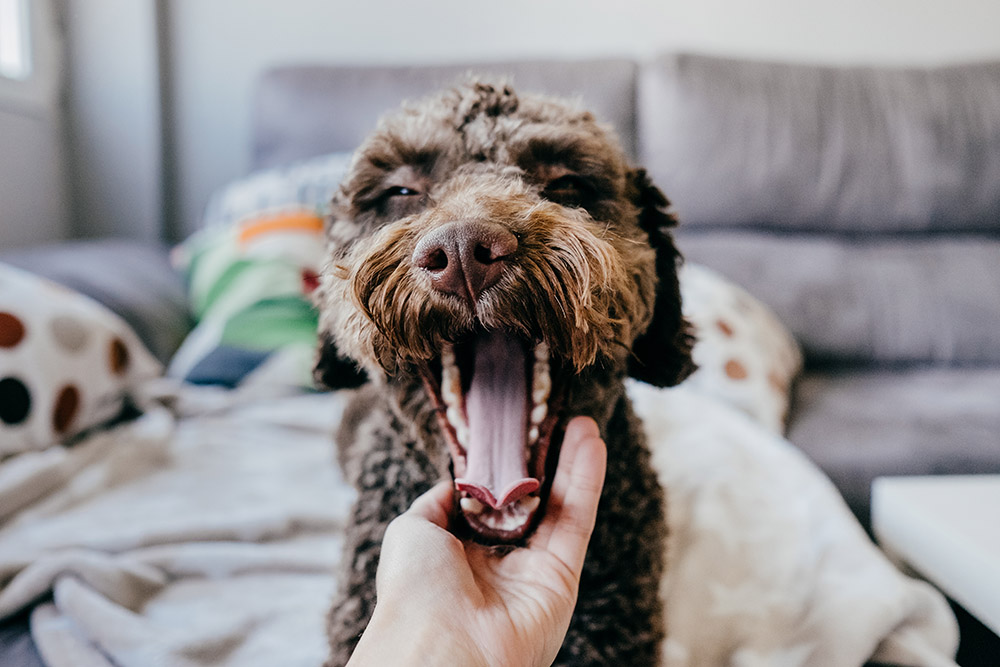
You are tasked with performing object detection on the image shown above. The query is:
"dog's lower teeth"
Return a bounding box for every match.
[521,495,541,513]
[461,497,484,514]
[528,425,539,444]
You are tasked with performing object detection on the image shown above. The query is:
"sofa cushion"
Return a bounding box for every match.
[788,367,1000,527]
[252,59,638,169]
[640,53,1000,233]
[679,263,802,434]
[168,152,358,390]
[168,210,326,390]
[677,230,1000,365]
[202,151,354,229]
[0,263,162,456]
[0,240,191,364]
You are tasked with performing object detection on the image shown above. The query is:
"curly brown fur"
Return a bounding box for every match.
[316,79,694,666]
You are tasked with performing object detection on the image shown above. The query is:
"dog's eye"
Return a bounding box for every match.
[385,186,420,197]
[542,174,594,205]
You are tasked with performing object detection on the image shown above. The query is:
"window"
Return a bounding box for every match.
[0,0,57,113]
[0,0,31,81]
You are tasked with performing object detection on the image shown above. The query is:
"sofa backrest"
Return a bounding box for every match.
[251,59,639,170]
[639,53,1000,234]
[641,54,1000,368]
[249,54,1000,368]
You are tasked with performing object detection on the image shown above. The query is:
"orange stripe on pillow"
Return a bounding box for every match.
[237,211,324,243]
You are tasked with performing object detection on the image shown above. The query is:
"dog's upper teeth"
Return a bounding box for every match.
[532,343,551,405]
[460,496,484,514]
[532,371,551,406]
[528,425,539,445]
[447,405,466,431]
[441,345,462,405]
[530,403,547,426]
[441,343,468,442]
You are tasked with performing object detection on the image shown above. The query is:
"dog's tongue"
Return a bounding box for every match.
[455,331,539,510]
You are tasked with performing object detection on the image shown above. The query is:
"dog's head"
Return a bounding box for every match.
[316,80,694,542]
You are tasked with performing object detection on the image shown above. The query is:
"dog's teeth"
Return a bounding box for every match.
[531,403,547,426]
[532,371,551,405]
[460,497,484,514]
[441,346,462,409]
[520,495,541,513]
[442,377,460,407]
[441,344,456,367]
[534,342,549,363]
[447,406,466,430]
[528,425,539,444]
[456,424,469,447]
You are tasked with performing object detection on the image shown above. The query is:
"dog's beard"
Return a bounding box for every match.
[419,329,567,543]
[335,202,656,543]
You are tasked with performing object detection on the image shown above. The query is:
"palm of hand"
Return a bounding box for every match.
[449,538,580,666]
[354,417,606,667]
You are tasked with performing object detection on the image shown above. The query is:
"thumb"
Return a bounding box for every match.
[532,416,607,578]
[402,480,454,529]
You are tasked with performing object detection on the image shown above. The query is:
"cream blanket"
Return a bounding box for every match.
[0,382,958,666]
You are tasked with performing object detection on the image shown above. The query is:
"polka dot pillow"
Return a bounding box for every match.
[0,263,162,456]
[679,263,804,434]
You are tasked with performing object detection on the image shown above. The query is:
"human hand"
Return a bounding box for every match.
[347,416,607,667]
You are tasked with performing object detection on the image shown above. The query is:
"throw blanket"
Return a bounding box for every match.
[0,382,958,666]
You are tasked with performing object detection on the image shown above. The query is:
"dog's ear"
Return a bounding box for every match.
[627,169,697,387]
[314,332,368,390]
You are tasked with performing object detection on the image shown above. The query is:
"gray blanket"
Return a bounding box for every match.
[0,381,958,666]
[0,385,352,667]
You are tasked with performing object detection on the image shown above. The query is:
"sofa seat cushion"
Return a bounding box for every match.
[676,230,1000,366]
[787,366,1000,527]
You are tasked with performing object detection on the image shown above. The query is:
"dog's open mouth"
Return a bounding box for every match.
[420,329,564,543]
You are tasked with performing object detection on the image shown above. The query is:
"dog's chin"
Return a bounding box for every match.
[418,329,566,544]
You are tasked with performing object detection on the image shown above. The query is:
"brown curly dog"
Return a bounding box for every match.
[314,79,695,665]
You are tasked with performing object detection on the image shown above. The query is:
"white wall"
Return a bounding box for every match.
[0,107,67,248]
[163,0,1000,240]
[62,0,163,241]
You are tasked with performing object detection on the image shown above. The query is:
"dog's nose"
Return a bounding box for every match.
[412,221,517,301]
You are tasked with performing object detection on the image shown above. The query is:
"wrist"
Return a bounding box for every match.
[347,603,487,667]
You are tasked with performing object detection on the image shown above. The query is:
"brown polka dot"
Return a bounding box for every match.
[724,359,748,380]
[51,315,90,351]
[109,338,130,375]
[716,319,735,337]
[0,312,26,348]
[53,385,80,434]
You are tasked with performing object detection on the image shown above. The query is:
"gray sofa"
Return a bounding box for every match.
[253,53,1000,530]
[2,53,998,665]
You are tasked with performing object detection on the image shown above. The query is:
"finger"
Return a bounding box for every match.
[533,416,607,578]
[402,480,454,529]
[564,414,601,444]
